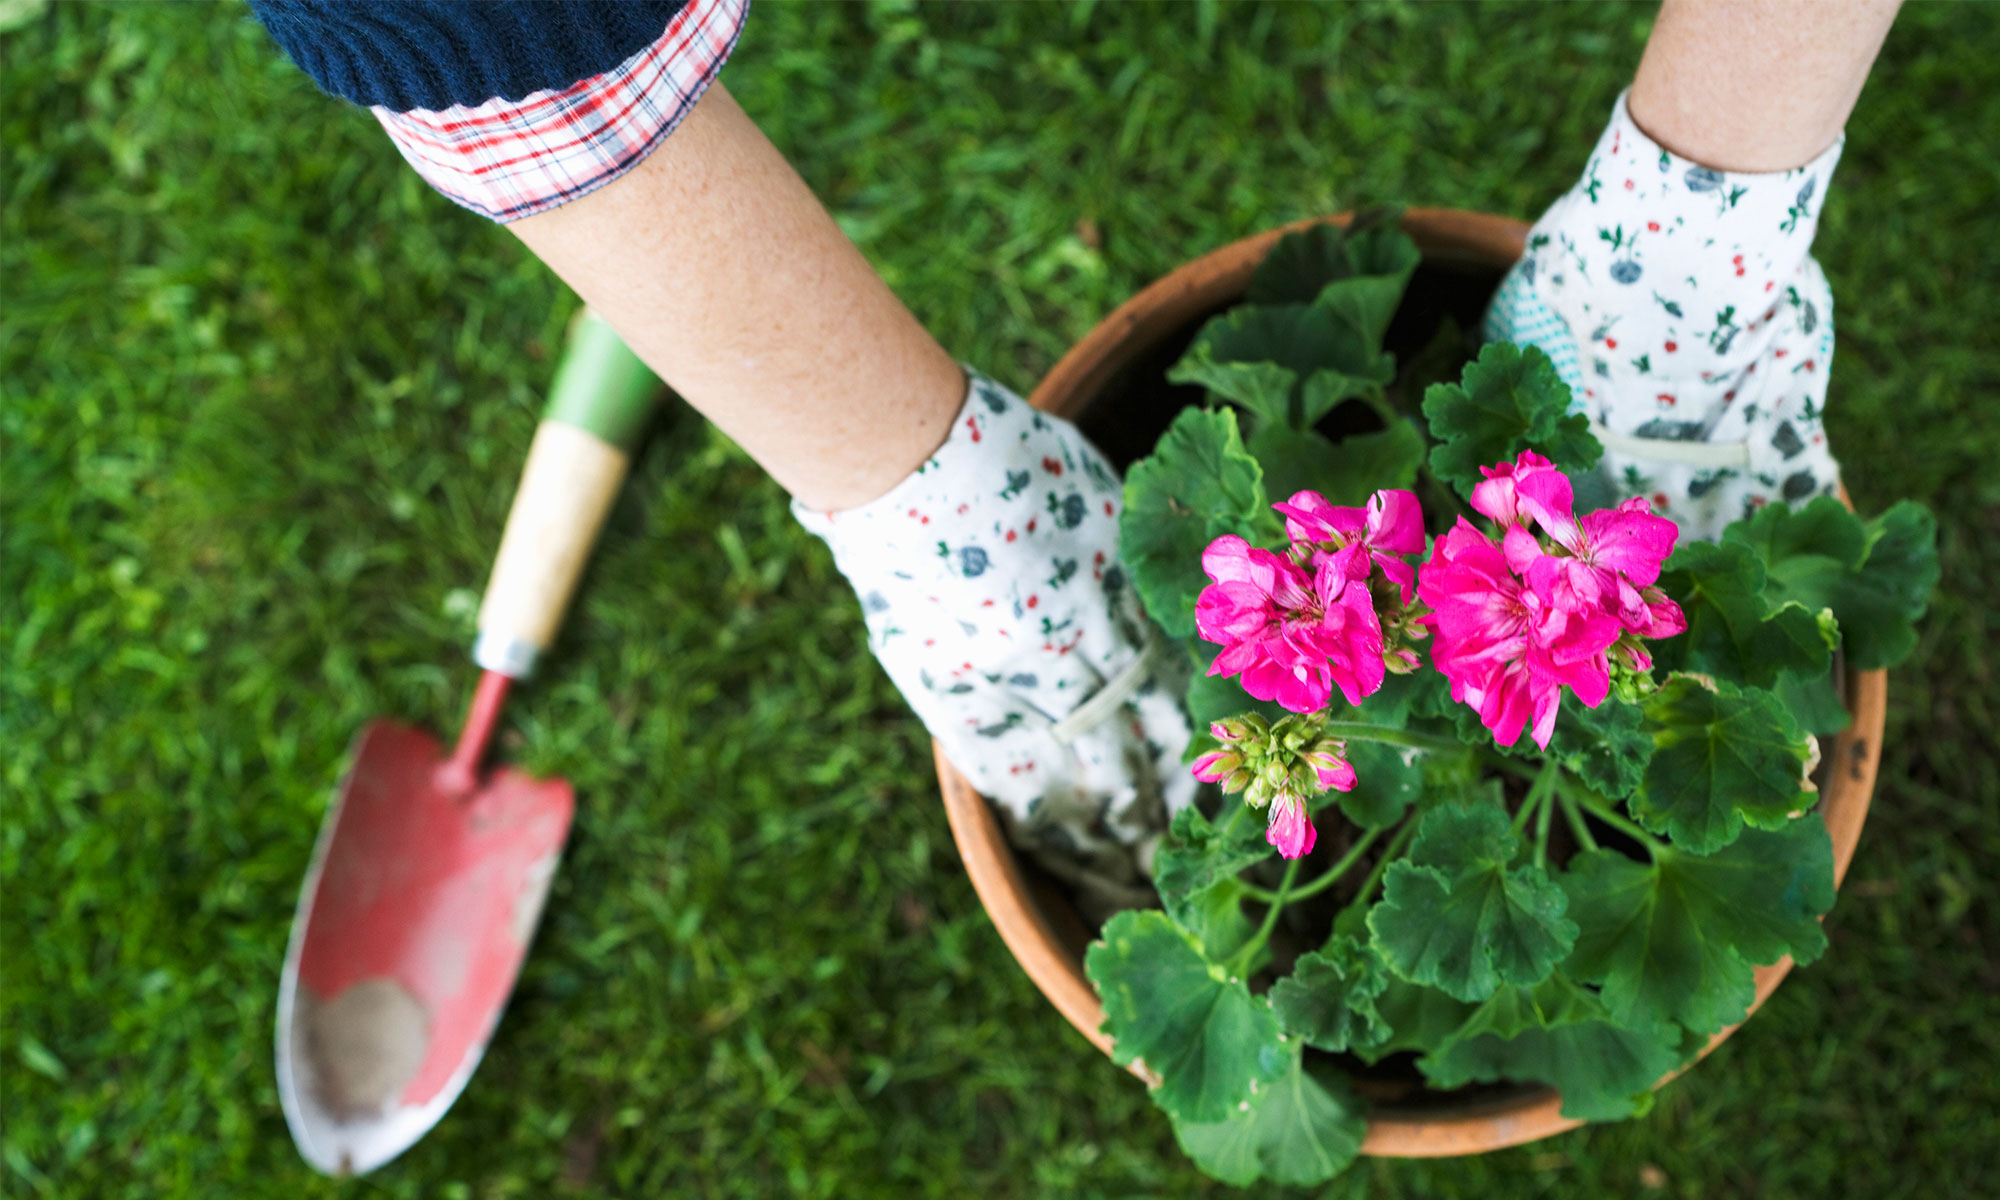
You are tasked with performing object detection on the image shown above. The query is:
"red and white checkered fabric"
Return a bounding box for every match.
[373,0,748,224]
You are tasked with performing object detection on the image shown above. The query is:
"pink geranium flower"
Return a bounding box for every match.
[1422,453,1689,748]
[1514,478,1682,631]
[1476,452,1685,637]
[1195,535,1385,713]
[1419,518,1623,748]
[1273,488,1425,602]
[1469,449,1561,528]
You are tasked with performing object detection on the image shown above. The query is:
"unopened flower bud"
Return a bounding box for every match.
[1210,716,1260,744]
[1190,749,1244,787]
[1265,790,1318,859]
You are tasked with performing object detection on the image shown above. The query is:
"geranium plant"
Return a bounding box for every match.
[1086,213,1938,1186]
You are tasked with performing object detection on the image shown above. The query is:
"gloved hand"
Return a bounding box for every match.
[797,370,1195,913]
[1486,91,1844,541]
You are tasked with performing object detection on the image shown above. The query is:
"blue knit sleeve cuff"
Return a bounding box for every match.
[250,0,689,113]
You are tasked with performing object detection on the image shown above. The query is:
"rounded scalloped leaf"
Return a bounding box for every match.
[1367,804,1578,1002]
[1559,817,1835,1035]
[1420,342,1600,496]
[1632,674,1814,854]
[1171,1051,1367,1187]
[1268,936,1393,1054]
[1085,911,1289,1124]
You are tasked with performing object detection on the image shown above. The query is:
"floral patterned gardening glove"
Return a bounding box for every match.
[796,370,1196,916]
[1486,90,1844,542]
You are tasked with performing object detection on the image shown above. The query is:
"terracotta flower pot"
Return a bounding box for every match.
[936,208,1886,1158]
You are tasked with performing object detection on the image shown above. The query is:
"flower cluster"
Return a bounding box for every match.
[1194,488,1426,715]
[1418,451,1686,748]
[1191,713,1356,858]
[1188,458,1687,845]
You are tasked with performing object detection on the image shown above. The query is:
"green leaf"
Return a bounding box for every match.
[1368,804,1578,1001]
[1631,674,1814,854]
[1316,421,1428,506]
[1246,212,1420,347]
[1166,350,1297,429]
[1178,879,1259,967]
[1244,418,1422,511]
[1171,305,1395,432]
[1314,270,1418,357]
[1723,496,1939,671]
[1121,407,1272,638]
[1421,342,1600,495]
[1245,423,1344,505]
[1300,367,1386,427]
[1406,666,1506,752]
[1560,818,1835,1035]
[1551,698,1653,800]
[1772,668,1851,737]
[1418,973,1684,1122]
[1335,740,1422,830]
[1247,222,1356,305]
[1086,911,1290,1123]
[1153,803,1269,962]
[1356,977,1478,1063]
[1327,218,1423,343]
[1171,1051,1366,1187]
[1356,668,1430,727]
[1655,540,1834,689]
[1268,936,1393,1053]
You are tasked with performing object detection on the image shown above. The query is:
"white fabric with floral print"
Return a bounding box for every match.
[1487,90,1844,541]
[796,369,1194,914]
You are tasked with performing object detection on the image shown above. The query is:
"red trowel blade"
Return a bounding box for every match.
[276,719,573,1175]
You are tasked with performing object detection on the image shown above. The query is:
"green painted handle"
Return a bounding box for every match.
[540,308,661,452]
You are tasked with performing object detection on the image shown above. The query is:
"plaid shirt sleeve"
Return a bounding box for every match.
[371,0,748,224]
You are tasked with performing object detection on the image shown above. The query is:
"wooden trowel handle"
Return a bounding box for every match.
[473,310,660,678]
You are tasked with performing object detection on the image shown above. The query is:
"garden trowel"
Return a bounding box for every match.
[276,310,660,1176]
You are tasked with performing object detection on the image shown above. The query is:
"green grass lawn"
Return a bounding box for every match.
[5,2,1996,1196]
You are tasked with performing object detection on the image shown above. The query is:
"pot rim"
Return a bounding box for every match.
[935,208,1886,1159]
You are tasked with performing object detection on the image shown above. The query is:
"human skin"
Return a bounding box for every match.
[509,82,965,515]
[1629,0,1903,172]
[510,2,1903,514]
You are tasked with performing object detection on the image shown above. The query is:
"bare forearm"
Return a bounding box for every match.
[1630,0,1901,172]
[508,83,964,513]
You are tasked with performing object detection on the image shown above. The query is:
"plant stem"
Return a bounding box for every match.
[1512,760,1560,835]
[1563,779,1672,859]
[1318,722,1465,755]
[1534,769,1558,870]
[1284,826,1382,905]
[1558,790,1601,853]
[1333,817,1418,929]
[1227,856,1303,978]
